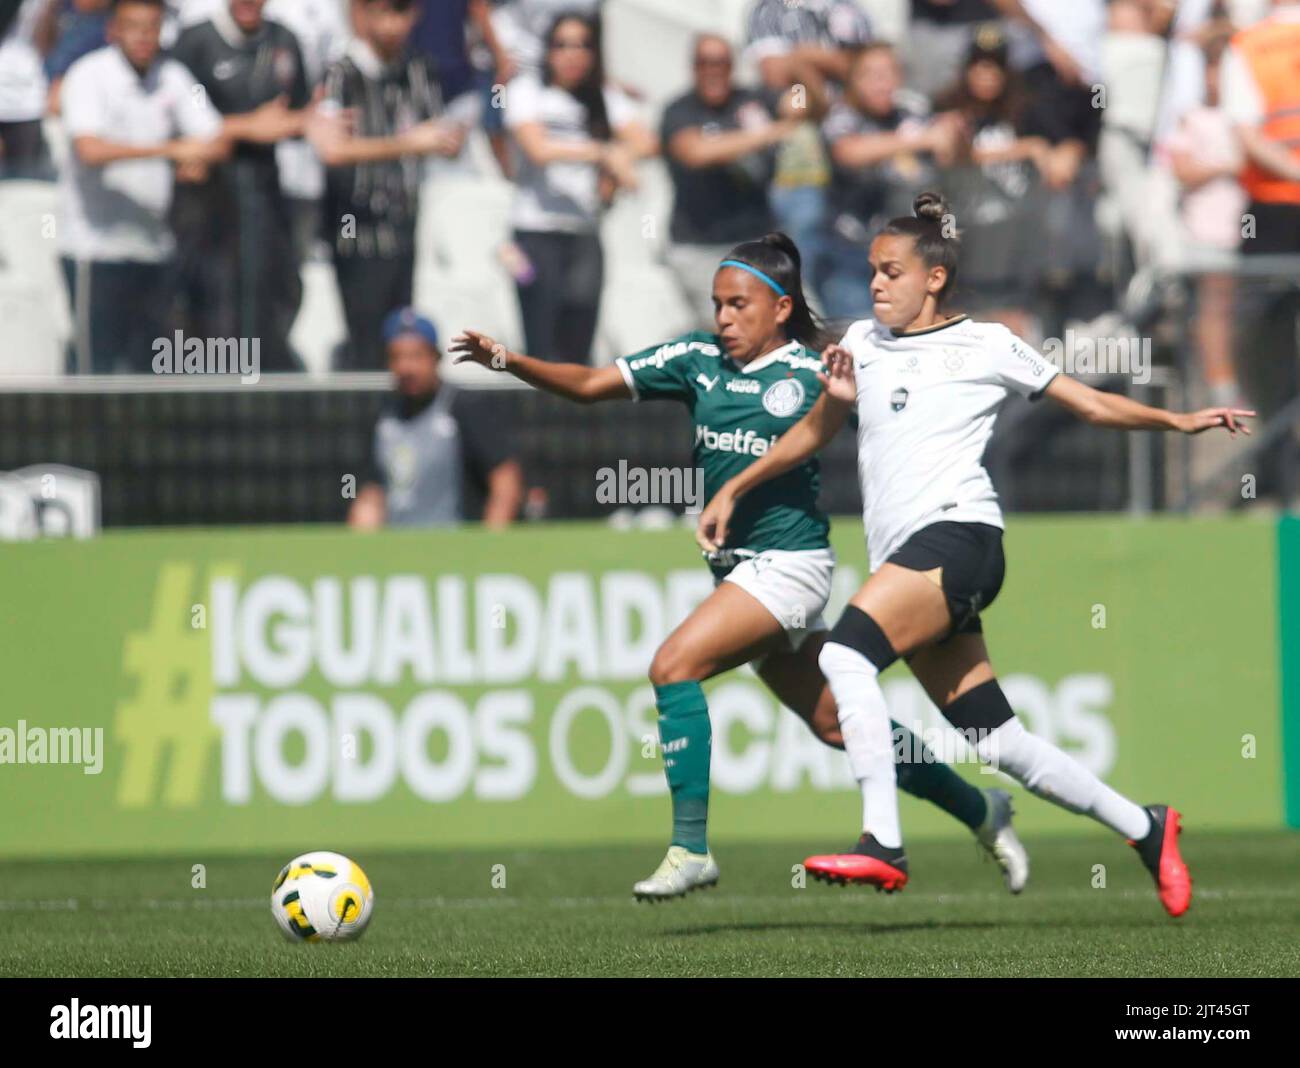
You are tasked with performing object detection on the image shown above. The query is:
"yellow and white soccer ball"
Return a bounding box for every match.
[271,851,374,943]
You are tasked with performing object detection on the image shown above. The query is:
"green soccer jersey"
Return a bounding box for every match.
[614,330,830,558]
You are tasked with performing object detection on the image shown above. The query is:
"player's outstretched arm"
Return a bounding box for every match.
[1043,374,1255,436]
[696,344,854,551]
[448,329,631,405]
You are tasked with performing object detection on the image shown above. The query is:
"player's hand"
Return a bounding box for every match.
[449,329,510,372]
[696,489,736,554]
[817,344,856,404]
[1175,407,1255,436]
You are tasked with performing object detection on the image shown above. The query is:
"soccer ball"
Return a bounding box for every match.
[271,851,374,943]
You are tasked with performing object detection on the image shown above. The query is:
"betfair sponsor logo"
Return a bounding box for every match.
[694,424,779,457]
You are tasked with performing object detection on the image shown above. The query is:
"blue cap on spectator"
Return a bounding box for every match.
[381,307,439,351]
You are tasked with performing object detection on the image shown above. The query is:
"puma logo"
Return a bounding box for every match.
[697,373,719,392]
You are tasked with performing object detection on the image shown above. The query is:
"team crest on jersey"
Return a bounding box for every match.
[943,349,965,374]
[890,387,909,412]
[762,378,805,417]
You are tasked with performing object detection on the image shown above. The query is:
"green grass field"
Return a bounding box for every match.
[3,830,1298,978]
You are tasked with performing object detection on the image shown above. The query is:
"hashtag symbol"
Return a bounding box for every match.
[115,563,218,808]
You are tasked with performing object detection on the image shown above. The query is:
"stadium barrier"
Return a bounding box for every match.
[0,515,1290,858]
[0,380,1134,529]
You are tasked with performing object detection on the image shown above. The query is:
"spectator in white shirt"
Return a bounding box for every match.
[504,11,654,362]
[59,0,226,372]
[0,0,54,178]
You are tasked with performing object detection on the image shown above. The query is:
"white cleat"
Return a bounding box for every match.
[633,845,719,902]
[976,788,1029,894]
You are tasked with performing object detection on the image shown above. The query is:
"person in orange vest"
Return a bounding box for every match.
[1223,0,1300,244]
[1220,0,1300,501]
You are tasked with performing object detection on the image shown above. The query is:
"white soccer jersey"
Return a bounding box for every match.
[841,315,1059,570]
[59,45,223,262]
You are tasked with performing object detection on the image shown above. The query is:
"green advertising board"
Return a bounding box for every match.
[0,516,1287,858]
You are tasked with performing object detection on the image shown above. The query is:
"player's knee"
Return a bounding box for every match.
[822,606,899,676]
[817,636,880,683]
[648,643,701,688]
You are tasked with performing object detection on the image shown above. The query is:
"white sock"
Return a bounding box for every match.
[977,718,1151,840]
[818,641,902,848]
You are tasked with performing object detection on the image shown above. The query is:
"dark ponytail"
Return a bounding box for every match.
[721,232,832,350]
[880,191,961,304]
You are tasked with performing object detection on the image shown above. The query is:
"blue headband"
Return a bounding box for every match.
[718,259,787,297]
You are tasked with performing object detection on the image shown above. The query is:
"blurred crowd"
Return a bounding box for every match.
[2,0,1300,520]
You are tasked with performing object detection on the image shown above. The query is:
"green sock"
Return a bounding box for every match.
[891,719,988,831]
[655,681,711,854]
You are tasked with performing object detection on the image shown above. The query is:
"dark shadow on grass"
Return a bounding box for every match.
[660,920,1001,937]
[658,913,1217,936]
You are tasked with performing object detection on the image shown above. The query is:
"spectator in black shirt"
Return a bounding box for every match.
[170,0,313,370]
[660,34,799,328]
[935,27,1056,335]
[309,0,476,370]
[744,0,869,305]
[819,42,962,320]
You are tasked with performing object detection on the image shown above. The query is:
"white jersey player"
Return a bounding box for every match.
[698,192,1254,917]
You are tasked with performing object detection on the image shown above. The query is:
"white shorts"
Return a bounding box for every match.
[718,547,835,651]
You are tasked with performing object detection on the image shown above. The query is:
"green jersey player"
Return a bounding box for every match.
[450,233,1027,900]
